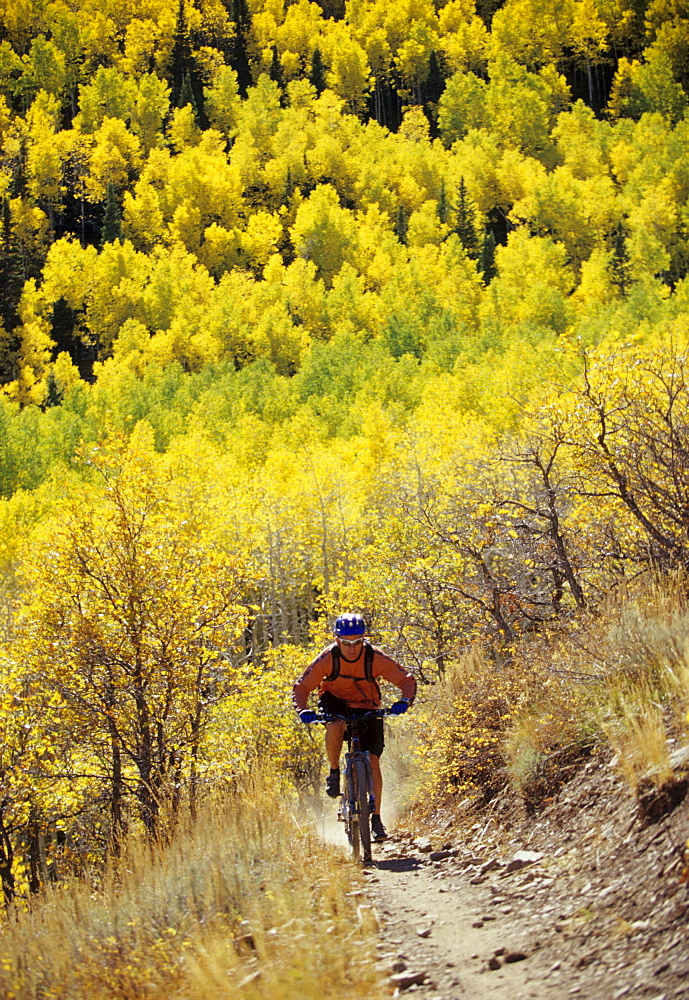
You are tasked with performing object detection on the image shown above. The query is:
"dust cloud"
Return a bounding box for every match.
[307,717,419,843]
[314,804,349,849]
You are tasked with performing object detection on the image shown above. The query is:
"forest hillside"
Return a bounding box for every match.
[0,0,689,993]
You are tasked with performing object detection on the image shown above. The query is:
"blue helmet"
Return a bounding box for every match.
[334,613,366,637]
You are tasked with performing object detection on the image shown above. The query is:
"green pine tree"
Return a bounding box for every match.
[455,178,479,260]
[309,48,326,95]
[171,0,192,107]
[425,50,444,105]
[0,199,22,384]
[42,370,63,409]
[269,45,285,96]
[284,166,295,205]
[170,0,206,121]
[0,198,24,329]
[101,182,122,247]
[230,0,252,96]
[480,229,497,282]
[395,204,408,245]
[611,220,631,294]
[178,69,199,117]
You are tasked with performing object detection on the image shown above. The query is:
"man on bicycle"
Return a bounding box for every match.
[292,613,417,842]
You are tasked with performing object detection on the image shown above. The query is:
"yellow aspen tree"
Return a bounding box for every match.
[84,118,142,203]
[322,26,371,112]
[290,183,359,286]
[204,64,241,138]
[4,279,55,405]
[438,0,488,74]
[130,73,171,154]
[16,442,249,837]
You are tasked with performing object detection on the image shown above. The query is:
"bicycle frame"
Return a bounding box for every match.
[311,708,390,863]
[341,716,376,861]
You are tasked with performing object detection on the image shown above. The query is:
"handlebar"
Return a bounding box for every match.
[305,708,394,724]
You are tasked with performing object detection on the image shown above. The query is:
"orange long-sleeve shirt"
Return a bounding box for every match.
[292,642,417,712]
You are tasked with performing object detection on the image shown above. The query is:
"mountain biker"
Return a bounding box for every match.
[292,613,417,842]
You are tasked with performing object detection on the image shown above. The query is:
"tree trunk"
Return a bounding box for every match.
[0,814,15,905]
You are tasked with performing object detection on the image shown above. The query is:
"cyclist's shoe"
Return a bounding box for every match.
[326,769,341,798]
[371,815,388,841]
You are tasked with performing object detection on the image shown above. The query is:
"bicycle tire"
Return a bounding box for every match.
[350,813,360,860]
[354,757,372,862]
[343,764,359,861]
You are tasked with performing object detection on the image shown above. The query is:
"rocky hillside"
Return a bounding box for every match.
[365,748,689,999]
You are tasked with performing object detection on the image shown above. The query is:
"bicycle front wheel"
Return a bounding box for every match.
[346,789,360,862]
[354,757,372,862]
[344,764,360,861]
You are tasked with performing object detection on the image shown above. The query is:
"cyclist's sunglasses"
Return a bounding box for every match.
[339,636,365,646]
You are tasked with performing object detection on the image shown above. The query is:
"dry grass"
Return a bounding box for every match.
[409,634,602,815]
[601,684,673,792]
[505,715,548,792]
[0,780,386,1000]
[407,576,689,816]
[591,577,689,791]
[501,575,689,801]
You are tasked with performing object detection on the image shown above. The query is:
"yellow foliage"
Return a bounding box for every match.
[3,279,55,405]
[411,648,515,807]
[85,117,142,202]
[242,209,284,270]
[168,104,203,151]
[2,0,689,875]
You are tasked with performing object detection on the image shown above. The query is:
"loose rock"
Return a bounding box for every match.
[504,850,545,874]
[430,849,458,862]
[479,858,502,876]
[390,970,427,989]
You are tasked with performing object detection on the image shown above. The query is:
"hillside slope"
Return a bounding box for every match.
[365,749,689,999]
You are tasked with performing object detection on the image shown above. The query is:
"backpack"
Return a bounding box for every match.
[325,641,375,683]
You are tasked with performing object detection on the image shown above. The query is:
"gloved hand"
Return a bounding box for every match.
[389,700,410,716]
[299,710,319,724]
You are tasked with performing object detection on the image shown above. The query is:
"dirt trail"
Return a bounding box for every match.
[356,754,689,1000]
[364,837,556,999]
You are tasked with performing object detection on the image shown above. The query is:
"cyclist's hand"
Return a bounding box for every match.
[299,710,319,724]
[389,699,410,716]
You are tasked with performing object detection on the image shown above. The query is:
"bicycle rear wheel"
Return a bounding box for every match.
[346,789,360,861]
[349,813,360,860]
[354,757,372,862]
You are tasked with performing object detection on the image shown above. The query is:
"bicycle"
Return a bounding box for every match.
[308,708,392,864]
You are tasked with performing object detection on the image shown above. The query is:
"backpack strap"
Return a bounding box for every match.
[364,642,374,682]
[325,643,340,682]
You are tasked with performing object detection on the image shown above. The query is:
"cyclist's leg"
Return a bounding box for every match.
[318,692,348,767]
[358,718,385,812]
[369,753,383,813]
[318,692,349,798]
[325,720,346,767]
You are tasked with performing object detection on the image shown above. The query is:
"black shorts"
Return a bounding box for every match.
[317,692,385,758]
